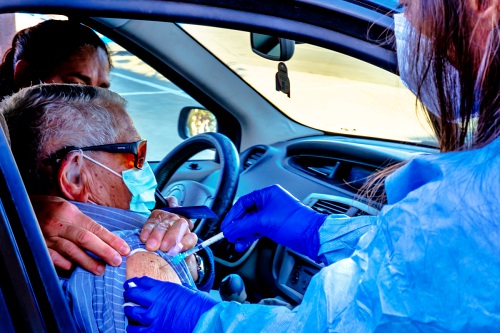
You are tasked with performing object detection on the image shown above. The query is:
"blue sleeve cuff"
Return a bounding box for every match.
[317,215,375,265]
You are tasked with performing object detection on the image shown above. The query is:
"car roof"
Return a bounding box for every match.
[1,0,398,72]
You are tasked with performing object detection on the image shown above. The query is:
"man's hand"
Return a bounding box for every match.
[140,197,198,254]
[31,195,130,275]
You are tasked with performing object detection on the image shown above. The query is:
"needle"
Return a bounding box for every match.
[172,232,225,264]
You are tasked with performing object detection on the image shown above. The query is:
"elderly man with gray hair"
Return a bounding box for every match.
[1,84,215,332]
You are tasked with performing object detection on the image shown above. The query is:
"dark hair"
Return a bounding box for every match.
[410,0,500,152]
[0,20,112,100]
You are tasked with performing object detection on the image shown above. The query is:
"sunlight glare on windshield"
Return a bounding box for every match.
[182,25,436,145]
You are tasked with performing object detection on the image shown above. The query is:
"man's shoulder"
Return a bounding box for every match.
[71,201,147,231]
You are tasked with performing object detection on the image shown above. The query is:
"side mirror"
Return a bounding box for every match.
[178,107,218,139]
[250,33,295,61]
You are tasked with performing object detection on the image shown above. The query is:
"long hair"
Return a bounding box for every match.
[413,0,500,152]
[362,0,500,204]
[0,20,112,100]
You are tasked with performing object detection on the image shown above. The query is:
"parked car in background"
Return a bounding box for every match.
[0,0,439,331]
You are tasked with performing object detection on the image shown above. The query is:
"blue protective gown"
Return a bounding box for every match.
[195,137,500,332]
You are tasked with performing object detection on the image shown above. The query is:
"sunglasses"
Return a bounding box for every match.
[45,139,147,169]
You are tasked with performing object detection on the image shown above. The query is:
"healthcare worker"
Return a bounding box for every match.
[123,0,500,332]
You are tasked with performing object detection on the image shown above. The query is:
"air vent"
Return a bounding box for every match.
[288,155,378,192]
[311,199,351,214]
[242,147,266,171]
[310,198,374,217]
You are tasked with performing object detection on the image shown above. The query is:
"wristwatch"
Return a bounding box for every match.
[193,253,205,284]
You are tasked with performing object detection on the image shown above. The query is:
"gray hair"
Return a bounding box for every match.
[0,83,131,194]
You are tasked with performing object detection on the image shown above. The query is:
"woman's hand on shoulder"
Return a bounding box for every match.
[31,195,130,275]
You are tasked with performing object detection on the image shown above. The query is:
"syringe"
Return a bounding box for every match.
[172,232,225,264]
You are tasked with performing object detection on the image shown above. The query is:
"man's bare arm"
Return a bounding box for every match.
[126,251,183,283]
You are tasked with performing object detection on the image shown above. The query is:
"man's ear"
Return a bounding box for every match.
[58,151,89,202]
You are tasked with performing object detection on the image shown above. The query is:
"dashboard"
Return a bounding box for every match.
[238,137,416,201]
[158,135,437,304]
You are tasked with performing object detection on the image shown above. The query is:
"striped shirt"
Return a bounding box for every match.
[61,202,196,333]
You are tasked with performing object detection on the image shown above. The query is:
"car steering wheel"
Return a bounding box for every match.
[154,132,240,240]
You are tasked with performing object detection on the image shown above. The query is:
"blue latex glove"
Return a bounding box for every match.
[123,276,218,333]
[221,184,328,260]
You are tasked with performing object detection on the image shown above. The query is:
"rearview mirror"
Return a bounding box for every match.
[250,33,295,61]
[178,107,218,139]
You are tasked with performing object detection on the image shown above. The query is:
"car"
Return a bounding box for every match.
[0,0,439,331]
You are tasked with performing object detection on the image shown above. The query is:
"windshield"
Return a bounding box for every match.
[182,25,437,146]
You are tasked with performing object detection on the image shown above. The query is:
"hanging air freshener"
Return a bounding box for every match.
[275,62,290,98]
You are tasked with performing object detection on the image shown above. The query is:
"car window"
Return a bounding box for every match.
[106,41,207,162]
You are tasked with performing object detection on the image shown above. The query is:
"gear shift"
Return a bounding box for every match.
[219,274,248,303]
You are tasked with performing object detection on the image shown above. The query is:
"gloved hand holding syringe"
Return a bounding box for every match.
[172,232,225,264]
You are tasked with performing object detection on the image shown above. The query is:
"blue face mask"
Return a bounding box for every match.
[121,163,157,215]
[394,13,465,120]
[82,152,157,215]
